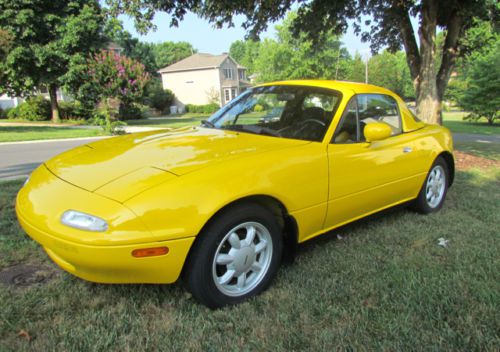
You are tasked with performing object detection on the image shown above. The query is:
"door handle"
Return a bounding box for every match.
[403,147,412,153]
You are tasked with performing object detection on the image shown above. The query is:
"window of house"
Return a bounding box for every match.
[224,89,231,103]
[223,68,234,80]
[239,70,246,80]
[231,88,237,100]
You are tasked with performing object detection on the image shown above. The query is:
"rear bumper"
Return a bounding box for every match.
[16,208,194,284]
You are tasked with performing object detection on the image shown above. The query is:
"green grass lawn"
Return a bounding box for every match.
[455,141,500,160]
[443,111,499,135]
[0,126,104,143]
[1,164,498,349]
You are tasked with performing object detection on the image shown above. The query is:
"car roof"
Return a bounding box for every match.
[257,79,396,96]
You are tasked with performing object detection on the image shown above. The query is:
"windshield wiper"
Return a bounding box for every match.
[201,120,216,128]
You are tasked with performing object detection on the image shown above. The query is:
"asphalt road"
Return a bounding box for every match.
[0,138,104,180]
[0,132,498,180]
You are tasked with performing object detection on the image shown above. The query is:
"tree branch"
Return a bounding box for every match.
[437,13,463,100]
[392,0,420,81]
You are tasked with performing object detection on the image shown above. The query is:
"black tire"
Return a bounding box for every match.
[412,156,449,214]
[183,202,283,309]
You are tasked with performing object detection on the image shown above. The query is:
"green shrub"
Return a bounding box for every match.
[7,96,51,121]
[151,89,174,112]
[7,106,19,119]
[59,101,93,120]
[89,112,127,135]
[185,103,220,114]
[118,103,148,120]
[253,104,264,112]
[202,103,219,114]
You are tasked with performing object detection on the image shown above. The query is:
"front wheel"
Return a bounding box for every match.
[183,203,283,308]
[412,157,449,214]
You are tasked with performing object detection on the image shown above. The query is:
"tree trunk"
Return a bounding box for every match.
[414,0,442,124]
[394,0,462,125]
[48,84,60,123]
[416,84,442,125]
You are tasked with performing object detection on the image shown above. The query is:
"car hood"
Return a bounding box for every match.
[45,127,309,199]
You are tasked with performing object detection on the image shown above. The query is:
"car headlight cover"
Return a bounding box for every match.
[61,210,108,232]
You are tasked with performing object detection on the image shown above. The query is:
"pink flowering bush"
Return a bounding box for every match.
[87,50,150,106]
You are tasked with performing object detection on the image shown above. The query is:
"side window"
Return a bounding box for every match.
[357,94,402,135]
[333,98,359,143]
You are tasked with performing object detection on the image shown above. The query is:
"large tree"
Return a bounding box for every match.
[247,12,351,82]
[106,0,497,124]
[0,0,104,122]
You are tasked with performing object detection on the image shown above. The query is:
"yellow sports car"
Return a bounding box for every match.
[16,80,454,308]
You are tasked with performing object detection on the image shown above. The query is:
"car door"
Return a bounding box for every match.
[324,94,425,229]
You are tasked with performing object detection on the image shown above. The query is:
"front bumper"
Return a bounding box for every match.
[15,165,195,284]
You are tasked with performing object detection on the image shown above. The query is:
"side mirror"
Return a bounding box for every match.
[364,122,392,142]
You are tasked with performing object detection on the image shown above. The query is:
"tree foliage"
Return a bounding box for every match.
[0,0,104,122]
[229,40,260,74]
[232,12,351,83]
[107,0,498,124]
[367,51,414,99]
[458,41,499,125]
[152,41,195,70]
[105,18,196,75]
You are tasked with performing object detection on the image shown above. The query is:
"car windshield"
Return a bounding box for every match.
[205,85,342,142]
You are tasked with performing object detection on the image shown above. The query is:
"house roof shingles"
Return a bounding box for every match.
[158,53,246,73]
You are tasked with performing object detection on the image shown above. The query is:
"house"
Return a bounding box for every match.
[0,90,70,110]
[158,53,251,110]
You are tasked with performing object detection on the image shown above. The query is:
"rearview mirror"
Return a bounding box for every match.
[364,122,392,142]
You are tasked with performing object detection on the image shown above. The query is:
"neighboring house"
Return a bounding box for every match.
[0,89,70,110]
[0,42,123,111]
[158,53,251,110]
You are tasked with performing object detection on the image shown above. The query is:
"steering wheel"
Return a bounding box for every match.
[277,118,326,139]
[297,119,326,127]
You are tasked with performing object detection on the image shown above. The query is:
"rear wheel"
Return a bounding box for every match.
[184,203,283,308]
[412,157,449,214]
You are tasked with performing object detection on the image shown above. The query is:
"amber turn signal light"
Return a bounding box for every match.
[132,247,169,258]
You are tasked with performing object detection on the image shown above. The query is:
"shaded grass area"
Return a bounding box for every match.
[1,167,499,350]
[0,126,104,143]
[455,141,500,160]
[443,111,499,135]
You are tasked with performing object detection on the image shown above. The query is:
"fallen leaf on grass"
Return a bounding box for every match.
[17,330,31,342]
[437,238,450,248]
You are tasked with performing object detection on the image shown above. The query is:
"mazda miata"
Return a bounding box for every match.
[16,80,454,308]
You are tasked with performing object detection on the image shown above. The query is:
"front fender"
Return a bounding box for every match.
[124,143,329,242]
